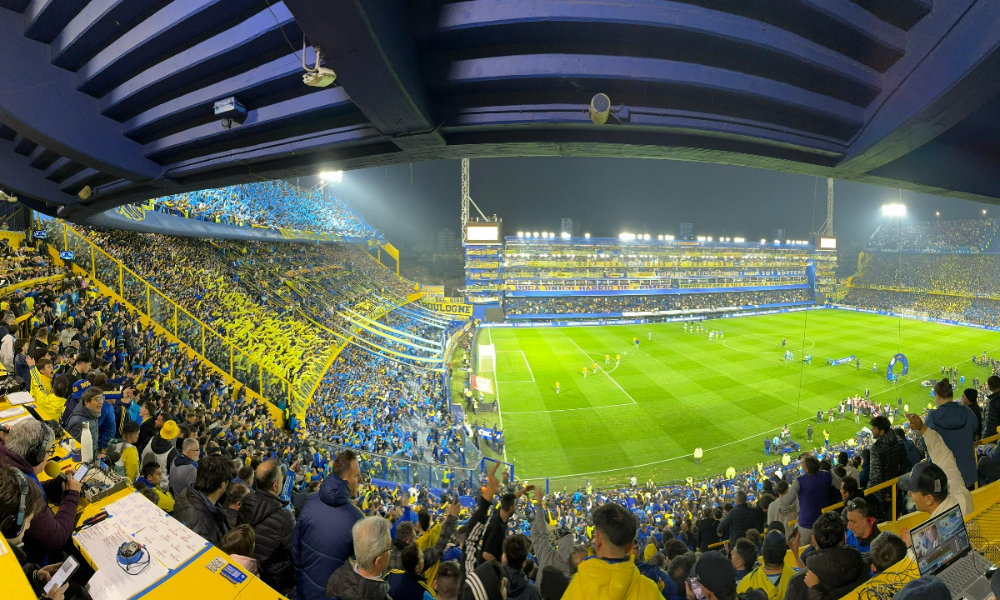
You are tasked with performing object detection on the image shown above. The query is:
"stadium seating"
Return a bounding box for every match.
[506,289,811,316]
[144,181,382,239]
[866,218,996,253]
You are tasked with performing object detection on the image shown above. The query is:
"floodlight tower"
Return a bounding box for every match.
[460,158,489,242]
[818,177,834,236]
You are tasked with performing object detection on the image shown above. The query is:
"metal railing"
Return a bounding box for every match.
[311,440,476,490]
[42,219,312,411]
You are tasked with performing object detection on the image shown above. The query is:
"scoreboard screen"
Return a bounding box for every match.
[818,237,837,250]
[466,222,501,244]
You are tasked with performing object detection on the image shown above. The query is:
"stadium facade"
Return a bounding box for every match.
[465,235,837,322]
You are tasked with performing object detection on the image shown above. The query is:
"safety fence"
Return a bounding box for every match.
[41,219,311,414]
[311,440,476,490]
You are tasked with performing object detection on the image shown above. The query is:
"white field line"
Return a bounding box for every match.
[566,337,637,404]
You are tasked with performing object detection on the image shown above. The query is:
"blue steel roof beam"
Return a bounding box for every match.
[26,144,52,169]
[284,0,445,151]
[670,0,906,72]
[143,87,357,163]
[0,141,74,206]
[158,124,388,183]
[441,104,848,159]
[848,0,932,31]
[76,0,264,97]
[434,54,865,140]
[0,125,15,141]
[22,0,89,43]
[50,0,174,70]
[840,0,1000,174]
[122,48,319,143]
[99,3,302,121]
[0,0,29,12]
[43,156,78,181]
[57,167,101,193]
[12,134,37,156]
[0,12,164,183]
[415,0,883,107]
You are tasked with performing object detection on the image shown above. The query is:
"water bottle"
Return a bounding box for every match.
[81,422,94,463]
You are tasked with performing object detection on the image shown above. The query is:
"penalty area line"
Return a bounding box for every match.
[566,337,637,404]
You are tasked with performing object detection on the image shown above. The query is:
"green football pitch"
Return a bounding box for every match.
[471,309,1000,487]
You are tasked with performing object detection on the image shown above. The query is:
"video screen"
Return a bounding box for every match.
[912,504,967,574]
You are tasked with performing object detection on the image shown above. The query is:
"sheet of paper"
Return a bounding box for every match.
[0,406,26,419]
[133,518,207,570]
[86,550,168,600]
[4,392,35,405]
[103,493,168,532]
[74,519,135,568]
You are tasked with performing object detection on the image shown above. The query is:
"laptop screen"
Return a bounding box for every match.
[911,504,970,576]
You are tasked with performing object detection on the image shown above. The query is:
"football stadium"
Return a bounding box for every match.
[5,4,1000,599]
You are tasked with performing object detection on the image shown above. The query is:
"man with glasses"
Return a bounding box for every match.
[0,418,82,563]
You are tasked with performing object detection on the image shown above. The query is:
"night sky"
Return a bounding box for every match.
[305,158,994,251]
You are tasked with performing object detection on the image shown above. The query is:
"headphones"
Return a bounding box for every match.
[24,422,54,468]
[1,469,29,539]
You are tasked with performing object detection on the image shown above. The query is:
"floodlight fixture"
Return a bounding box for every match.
[533,231,539,237]
[561,232,571,239]
[517,231,524,237]
[734,237,745,243]
[761,239,767,243]
[320,170,343,182]
[643,234,650,240]
[881,203,906,217]
[584,233,590,238]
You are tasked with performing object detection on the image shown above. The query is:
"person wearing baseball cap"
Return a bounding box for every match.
[736,531,796,600]
[691,551,767,600]
[561,503,662,600]
[901,413,972,517]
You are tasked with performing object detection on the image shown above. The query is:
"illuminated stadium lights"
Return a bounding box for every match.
[707,236,713,242]
[936,211,941,216]
[657,235,663,240]
[619,232,636,241]
[665,235,674,240]
[584,233,591,238]
[774,239,781,244]
[734,237,745,243]
[984,209,988,215]
[319,170,343,182]
[696,236,706,242]
[881,203,906,217]
[561,232,571,239]
[761,238,767,243]
[533,231,539,237]
[517,231,524,237]
[643,234,651,240]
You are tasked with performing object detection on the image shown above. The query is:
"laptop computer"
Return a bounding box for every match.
[911,503,997,600]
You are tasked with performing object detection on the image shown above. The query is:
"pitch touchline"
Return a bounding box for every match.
[505,402,635,415]
[565,337,637,404]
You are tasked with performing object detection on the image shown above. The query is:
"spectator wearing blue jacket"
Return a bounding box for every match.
[924,379,978,489]
[292,449,364,600]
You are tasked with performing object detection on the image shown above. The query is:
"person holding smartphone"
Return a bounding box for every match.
[686,552,767,600]
[0,464,83,600]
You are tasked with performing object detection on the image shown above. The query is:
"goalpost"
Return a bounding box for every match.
[479,343,496,373]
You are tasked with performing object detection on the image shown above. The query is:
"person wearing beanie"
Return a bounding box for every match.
[893,575,950,600]
[962,388,983,440]
[140,419,179,493]
[690,552,767,600]
[562,503,662,600]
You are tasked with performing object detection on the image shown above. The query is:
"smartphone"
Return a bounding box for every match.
[43,555,79,594]
[73,464,90,482]
[687,577,705,600]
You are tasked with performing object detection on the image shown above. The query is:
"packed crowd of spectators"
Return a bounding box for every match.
[852,252,1000,297]
[0,239,59,289]
[842,289,1000,327]
[507,289,812,316]
[144,181,381,239]
[867,218,995,253]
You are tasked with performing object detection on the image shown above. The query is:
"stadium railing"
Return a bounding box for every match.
[311,440,475,490]
[43,220,303,421]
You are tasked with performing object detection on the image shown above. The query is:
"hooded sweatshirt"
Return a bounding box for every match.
[924,401,978,487]
[562,557,663,600]
[530,501,578,592]
[504,563,542,600]
[803,546,869,600]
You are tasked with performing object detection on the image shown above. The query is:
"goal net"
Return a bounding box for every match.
[479,343,496,373]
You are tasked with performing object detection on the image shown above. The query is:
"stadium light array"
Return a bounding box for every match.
[881,203,906,217]
[533,231,539,237]
[734,237,745,243]
[619,232,636,241]
[643,234,650,240]
[320,170,343,182]
[761,238,767,243]
[561,232,571,239]
[707,236,713,242]
[984,209,988,215]
[517,231,524,237]
[936,211,940,217]
[665,235,674,240]
[584,233,590,238]
[696,236,706,242]
[657,235,663,240]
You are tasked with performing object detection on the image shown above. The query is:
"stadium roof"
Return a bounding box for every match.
[2,1,1000,222]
